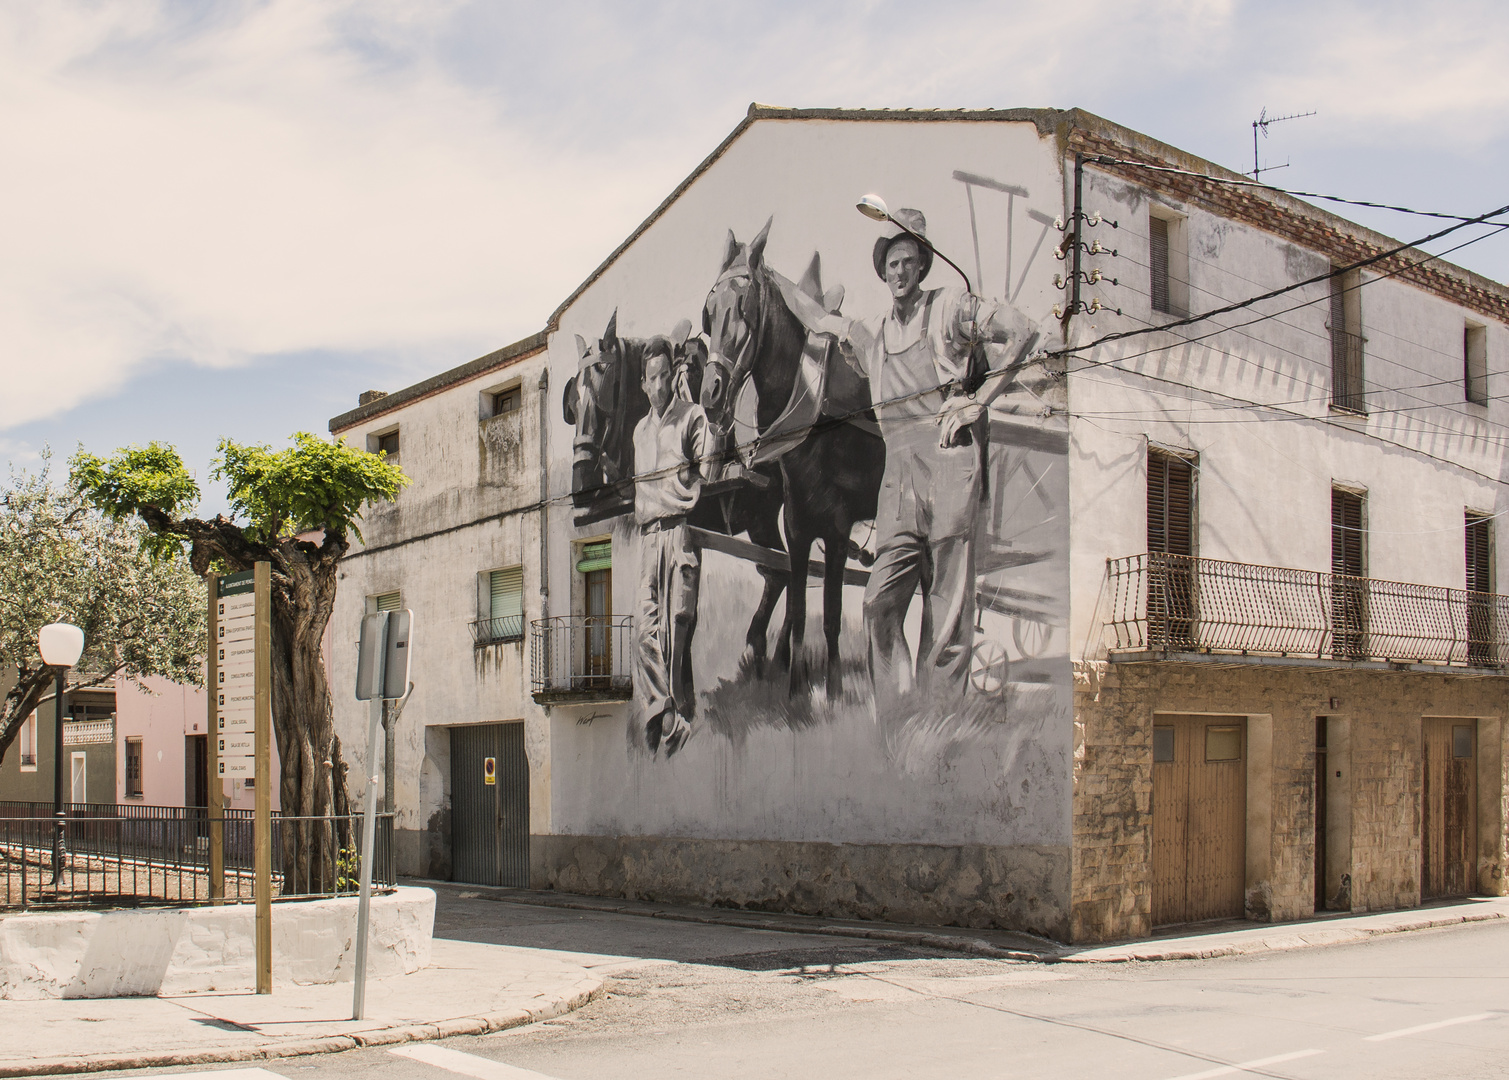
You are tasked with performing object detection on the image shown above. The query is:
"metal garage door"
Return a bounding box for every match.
[1422,719,1477,900]
[1152,715,1247,925]
[450,722,529,887]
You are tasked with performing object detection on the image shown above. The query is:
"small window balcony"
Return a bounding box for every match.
[1108,552,1508,668]
[530,616,633,704]
[470,614,524,647]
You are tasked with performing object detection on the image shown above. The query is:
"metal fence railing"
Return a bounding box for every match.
[1107,551,1509,666]
[1331,328,1366,414]
[470,613,525,646]
[529,615,633,701]
[0,802,394,911]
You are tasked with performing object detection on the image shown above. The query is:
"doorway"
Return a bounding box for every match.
[1422,719,1477,899]
[1152,715,1248,925]
[450,722,529,887]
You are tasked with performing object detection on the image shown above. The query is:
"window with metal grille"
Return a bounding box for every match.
[1147,450,1195,648]
[1150,216,1170,314]
[125,738,143,797]
[1329,268,1365,413]
[373,590,402,612]
[19,713,37,769]
[1465,323,1489,405]
[1330,488,1366,658]
[1466,511,1494,664]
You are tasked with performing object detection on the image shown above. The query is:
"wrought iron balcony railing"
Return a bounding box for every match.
[469,613,524,646]
[529,615,633,703]
[1107,552,1509,667]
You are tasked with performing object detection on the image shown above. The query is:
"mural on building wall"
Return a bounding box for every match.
[563,181,1069,767]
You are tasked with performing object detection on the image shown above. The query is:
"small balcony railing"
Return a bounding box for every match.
[529,616,633,703]
[1331,328,1366,414]
[469,614,524,646]
[1108,552,1509,667]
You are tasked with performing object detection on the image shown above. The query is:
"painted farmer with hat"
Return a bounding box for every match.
[784,208,1036,713]
[632,337,710,755]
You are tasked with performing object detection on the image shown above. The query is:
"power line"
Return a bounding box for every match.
[1049,202,1509,361]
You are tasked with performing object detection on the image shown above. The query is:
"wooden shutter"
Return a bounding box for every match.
[1331,490,1364,577]
[489,567,524,620]
[1148,452,1193,556]
[1150,216,1171,315]
[1466,514,1493,594]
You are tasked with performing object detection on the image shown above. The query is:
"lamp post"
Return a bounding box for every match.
[856,193,976,295]
[38,623,84,885]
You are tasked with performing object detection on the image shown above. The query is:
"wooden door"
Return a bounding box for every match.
[1153,716,1247,925]
[1422,719,1477,899]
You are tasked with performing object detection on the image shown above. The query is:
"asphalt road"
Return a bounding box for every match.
[112,889,1509,1080]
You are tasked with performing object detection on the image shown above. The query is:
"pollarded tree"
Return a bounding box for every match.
[73,435,407,888]
[0,454,205,771]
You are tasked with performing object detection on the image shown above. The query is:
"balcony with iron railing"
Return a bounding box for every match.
[529,616,633,703]
[1107,552,1509,668]
[469,613,524,647]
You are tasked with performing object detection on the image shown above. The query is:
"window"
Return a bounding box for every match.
[125,738,143,798]
[487,387,521,419]
[578,541,613,682]
[1148,209,1189,317]
[1466,511,1494,664]
[1329,267,1365,413]
[18,713,37,770]
[1453,724,1475,759]
[1465,323,1489,405]
[372,590,402,613]
[1331,487,1367,658]
[369,428,400,463]
[1147,449,1195,648]
[1153,726,1175,763]
[1205,726,1242,762]
[475,566,524,645]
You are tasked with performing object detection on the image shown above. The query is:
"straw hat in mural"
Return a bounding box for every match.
[872,207,935,282]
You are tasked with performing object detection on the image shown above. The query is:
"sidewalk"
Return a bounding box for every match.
[434,879,1509,965]
[0,938,618,1078]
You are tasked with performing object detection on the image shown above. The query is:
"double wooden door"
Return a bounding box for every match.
[1153,716,1247,925]
[1422,719,1477,900]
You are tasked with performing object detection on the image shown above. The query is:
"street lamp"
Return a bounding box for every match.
[855,192,976,295]
[38,622,84,884]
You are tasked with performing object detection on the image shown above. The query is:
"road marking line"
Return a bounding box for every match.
[1363,1012,1496,1041]
[389,1044,562,1079]
[131,1071,288,1079]
[1162,1049,1324,1080]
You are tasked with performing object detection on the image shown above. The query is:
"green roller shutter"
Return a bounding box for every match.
[490,567,524,620]
[375,590,402,612]
[576,541,612,573]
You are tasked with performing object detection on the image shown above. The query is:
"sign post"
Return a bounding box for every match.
[351,607,412,1021]
[207,573,224,903]
[212,566,271,992]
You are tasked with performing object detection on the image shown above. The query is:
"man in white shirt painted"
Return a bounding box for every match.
[632,340,711,755]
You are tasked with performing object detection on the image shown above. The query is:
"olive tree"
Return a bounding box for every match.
[0,455,204,770]
[73,435,406,887]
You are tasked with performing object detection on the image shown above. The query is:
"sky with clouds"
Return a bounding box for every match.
[4,0,1508,510]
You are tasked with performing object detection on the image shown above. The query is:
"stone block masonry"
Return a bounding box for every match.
[1071,661,1509,944]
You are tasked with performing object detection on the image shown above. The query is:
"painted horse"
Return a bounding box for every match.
[702,219,885,699]
[561,310,792,673]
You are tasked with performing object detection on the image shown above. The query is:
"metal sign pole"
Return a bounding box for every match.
[352,692,384,1021]
[207,573,224,903]
[253,561,273,995]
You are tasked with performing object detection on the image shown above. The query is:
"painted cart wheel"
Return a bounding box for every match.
[970,640,1010,695]
[1012,618,1053,660]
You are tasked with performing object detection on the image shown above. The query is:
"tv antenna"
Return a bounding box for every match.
[1251,106,1316,180]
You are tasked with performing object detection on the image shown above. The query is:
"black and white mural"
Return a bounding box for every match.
[554,142,1070,849]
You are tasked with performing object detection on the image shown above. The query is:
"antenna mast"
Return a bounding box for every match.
[1251,106,1317,180]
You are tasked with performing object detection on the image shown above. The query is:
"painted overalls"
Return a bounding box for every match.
[862,291,983,714]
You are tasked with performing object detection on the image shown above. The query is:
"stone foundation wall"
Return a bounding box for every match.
[531,835,1071,940]
[1071,661,1509,944]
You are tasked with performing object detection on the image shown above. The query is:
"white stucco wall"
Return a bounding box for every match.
[1066,163,1509,657]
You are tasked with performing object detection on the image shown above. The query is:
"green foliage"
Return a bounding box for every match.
[335,846,361,894]
[71,442,202,560]
[214,432,408,545]
[0,453,206,763]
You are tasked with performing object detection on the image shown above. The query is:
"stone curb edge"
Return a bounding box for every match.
[0,977,604,1078]
[1056,907,1508,964]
